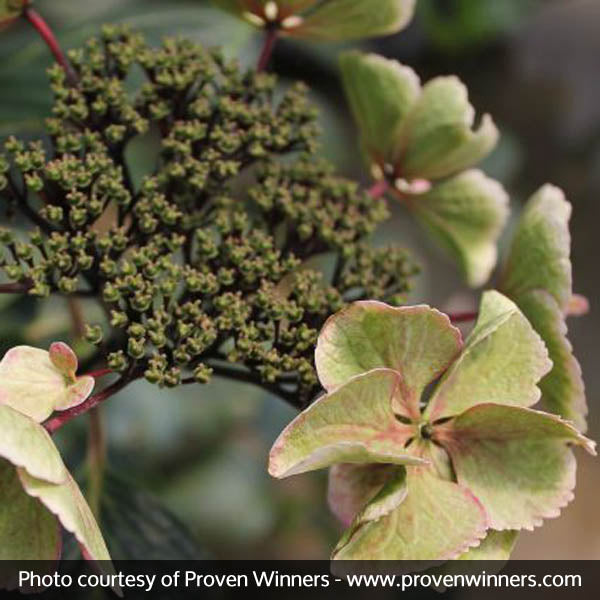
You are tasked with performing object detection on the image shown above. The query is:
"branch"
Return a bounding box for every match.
[85,368,113,379]
[0,282,31,294]
[44,375,134,434]
[23,6,77,85]
[186,360,303,410]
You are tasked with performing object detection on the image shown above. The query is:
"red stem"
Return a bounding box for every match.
[85,368,113,379]
[23,7,77,84]
[44,376,132,434]
[367,179,389,199]
[257,27,278,72]
[448,311,478,323]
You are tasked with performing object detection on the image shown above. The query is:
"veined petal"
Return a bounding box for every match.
[435,403,596,531]
[516,290,587,432]
[340,52,420,164]
[408,170,509,287]
[315,301,462,419]
[328,463,401,526]
[501,184,572,310]
[268,369,426,479]
[400,76,498,180]
[286,0,416,41]
[426,291,551,421]
[333,465,489,560]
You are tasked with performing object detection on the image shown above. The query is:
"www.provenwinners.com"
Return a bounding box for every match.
[18,569,583,593]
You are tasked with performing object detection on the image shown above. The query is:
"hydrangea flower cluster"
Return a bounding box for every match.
[0,27,416,405]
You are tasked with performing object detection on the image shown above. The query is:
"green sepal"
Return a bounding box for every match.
[435,403,596,531]
[516,290,586,432]
[333,465,489,560]
[456,529,518,561]
[268,369,426,479]
[500,185,587,430]
[425,291,551,420]
[501,184,572,310]
[399,76,498,180]
[328,463,404,526]
[212,1,417,41]
[290,0,416,42]
[409,170,509,286]
[340,51,420,165]
[315,301,462,418]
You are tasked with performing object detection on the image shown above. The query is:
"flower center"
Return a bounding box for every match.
[419,422,434,440]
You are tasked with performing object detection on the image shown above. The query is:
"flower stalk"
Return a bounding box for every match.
[23,6,77,84]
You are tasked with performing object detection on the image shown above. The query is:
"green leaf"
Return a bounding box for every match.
[501,184,572,310]
[0,344,94,422]
[399,76,499,180]
[0,0,24,26]
[18,468,112,563]
[290,0,417,42]
[340,52,420,165]
[0,458,60,560]
[333,465,488,560]
[456,529,518,560]
[268,369,426,478]
[408,170,509,286]
[435,403,596,530]
[516,290,587,431]
[425,291,551,420]
[0,405,66,484]
[328,463,402,525]
[315,301,462,418]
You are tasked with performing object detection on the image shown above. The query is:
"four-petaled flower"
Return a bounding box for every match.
[340,51,508,287]
[212,0,416,41]
[268,291,595,560]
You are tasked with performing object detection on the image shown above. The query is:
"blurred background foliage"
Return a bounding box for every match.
[1,0,599,559]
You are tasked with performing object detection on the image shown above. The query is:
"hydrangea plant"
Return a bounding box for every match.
[0,0,594,565]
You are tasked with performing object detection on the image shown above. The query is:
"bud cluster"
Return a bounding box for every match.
[0,26,417,404]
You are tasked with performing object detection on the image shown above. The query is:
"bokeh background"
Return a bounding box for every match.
[0,0,598,560]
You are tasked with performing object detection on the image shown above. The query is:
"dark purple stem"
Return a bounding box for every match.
[0,282,30,294]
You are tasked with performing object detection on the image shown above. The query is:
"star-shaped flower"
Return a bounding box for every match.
[268,291,595,560]
[340,51,508,287]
